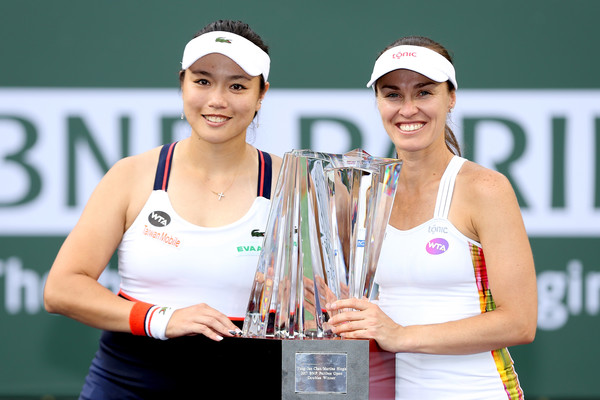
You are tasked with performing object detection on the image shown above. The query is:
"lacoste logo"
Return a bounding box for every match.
[216,37,232,44]
[251,229,265,237]
[148,211,171,227]
[426,238,449,255]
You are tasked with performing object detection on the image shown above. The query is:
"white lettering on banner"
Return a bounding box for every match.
[0,257,120,315]
[537,259,600,330]
[0,256,597,331]
[0,89,600,236]
[0,257,45,314]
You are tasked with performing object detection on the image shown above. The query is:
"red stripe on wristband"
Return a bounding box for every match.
[145,306,161,338]
[129,301,154,336]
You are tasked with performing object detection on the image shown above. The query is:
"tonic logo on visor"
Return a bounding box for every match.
[393,51,417,59]
[216,37,232,44]
[148,211,171,227]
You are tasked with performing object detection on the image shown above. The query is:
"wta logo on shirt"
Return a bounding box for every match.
[148,211,171,227]
[426,238,449,255]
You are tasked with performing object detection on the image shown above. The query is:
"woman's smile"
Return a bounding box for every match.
[203,114,231,125]
[397,122,425,133]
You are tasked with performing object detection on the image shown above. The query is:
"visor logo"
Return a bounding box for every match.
[216,37,232,44]
[392,51,417,59]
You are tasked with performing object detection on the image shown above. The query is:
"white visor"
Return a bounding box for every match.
[366,45,457,89]
[181,31,270,81]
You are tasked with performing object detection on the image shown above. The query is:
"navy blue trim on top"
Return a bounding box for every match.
[153,143,271,198]
[257,150,272,200]
[153,142,177,191]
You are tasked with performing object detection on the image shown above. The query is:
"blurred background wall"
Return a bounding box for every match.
[1,1,599,398]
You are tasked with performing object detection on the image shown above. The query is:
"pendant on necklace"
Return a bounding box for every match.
[216,192,225,200]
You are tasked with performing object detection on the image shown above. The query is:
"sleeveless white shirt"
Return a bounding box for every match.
[375,156,524,400]
[118,192,269,318]
[117,143,272,319]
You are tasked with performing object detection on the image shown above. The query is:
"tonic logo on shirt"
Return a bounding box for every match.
[426,238,449,255]
[148,211,171,227]
[428,224,448,234]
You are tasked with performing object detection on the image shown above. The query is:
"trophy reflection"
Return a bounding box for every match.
[243,149,402,339]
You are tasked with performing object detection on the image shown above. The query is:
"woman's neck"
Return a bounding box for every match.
[177,136,253,176]
[396,147,454,190]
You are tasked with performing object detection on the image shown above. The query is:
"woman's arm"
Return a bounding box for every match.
[43,154,240,341]
[327,166,537,354]
[43,156,139,332]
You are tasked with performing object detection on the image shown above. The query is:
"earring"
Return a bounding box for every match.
[180,112,185,120]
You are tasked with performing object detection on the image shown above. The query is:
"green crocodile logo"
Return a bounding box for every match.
[215,37,232,44]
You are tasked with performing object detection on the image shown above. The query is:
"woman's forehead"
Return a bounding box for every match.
[188,53,252,79]
[377,69,438,87]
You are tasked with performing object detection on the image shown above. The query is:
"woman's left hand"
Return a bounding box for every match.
[326,298,402,353]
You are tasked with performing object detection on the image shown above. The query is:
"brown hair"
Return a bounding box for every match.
[374,36,461,156]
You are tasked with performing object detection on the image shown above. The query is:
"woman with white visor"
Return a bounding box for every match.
[44,20,282,398]
[327,36,537,400]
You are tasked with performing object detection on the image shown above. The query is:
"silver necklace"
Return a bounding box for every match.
[205,163,242,201]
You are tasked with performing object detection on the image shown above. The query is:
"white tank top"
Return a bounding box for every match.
[375,156,524,400]
[117,143,272,320]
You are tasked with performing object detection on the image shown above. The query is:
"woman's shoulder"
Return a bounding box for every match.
[458,159,513,193]
[452,159,522,241]
[266,151,283,170]
[93,146,163,205]
[100,146,163,190]
[111,146,162,173]
[456,159,520,213]
[255,148,283,174]
[257,148,281,160]
[104,146,164,227]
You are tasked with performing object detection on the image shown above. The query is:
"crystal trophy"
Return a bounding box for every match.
[242,149,401,340]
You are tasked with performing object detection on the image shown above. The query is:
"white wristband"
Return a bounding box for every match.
[145,306,176,340]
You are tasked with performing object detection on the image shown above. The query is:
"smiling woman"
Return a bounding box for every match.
[326,36,537,400]
[375,68,456,155]
[370,37,460,158]
[181,53,265,147]
[43,19,282,399]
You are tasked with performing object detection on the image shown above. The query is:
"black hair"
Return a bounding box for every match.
[179,19,269,93]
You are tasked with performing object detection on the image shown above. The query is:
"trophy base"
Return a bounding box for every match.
[223,337,395,399]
